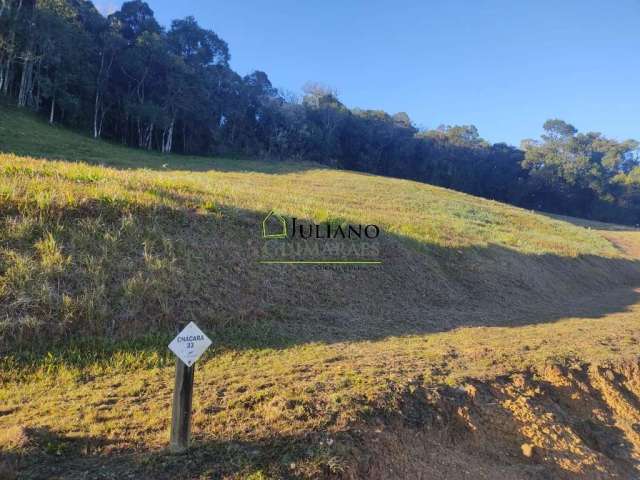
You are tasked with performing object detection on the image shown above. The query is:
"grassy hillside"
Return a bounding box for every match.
[2,106,640,478]
[0,105,632,348]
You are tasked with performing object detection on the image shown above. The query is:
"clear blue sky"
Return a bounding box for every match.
[99,0,640,146]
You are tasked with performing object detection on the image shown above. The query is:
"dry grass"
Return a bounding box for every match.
[1,106,631,349]
[2,297,640,477]
[2,105,640,478]
[0,105,618,256]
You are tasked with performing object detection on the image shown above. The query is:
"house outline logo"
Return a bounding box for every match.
[262,211,288,239]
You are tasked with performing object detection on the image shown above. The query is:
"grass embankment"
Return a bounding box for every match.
[2,105,640,478]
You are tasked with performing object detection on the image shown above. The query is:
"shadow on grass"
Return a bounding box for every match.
[3,201,640,368]
[0,105,318,176]
[1,425,337,480]
[539,212,640,232]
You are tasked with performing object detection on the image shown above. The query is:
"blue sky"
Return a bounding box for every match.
[98,0,640,146]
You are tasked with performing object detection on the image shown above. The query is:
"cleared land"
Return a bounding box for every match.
[1,106,640,479]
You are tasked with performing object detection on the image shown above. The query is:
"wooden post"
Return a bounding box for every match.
[168,321,211,453]
[170,356,194,453]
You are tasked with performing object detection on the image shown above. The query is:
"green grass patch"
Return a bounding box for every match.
[2,104,640,478]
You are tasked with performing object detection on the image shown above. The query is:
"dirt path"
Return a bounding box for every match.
[603,230,640,258]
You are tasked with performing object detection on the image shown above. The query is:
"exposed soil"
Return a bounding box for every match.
[351,361,640,479]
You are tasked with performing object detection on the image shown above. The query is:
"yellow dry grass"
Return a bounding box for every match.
[2,105,640,478]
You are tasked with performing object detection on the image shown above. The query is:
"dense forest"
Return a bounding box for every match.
[1,0,639,224]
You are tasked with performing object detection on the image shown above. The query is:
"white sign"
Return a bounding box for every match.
[168,322,212,367]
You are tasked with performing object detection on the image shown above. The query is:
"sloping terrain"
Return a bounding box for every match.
[1,106,640,479]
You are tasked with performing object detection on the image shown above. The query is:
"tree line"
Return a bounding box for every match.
[2,0,639,224]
